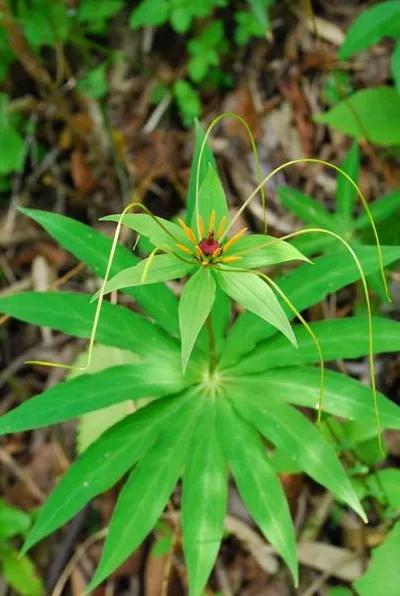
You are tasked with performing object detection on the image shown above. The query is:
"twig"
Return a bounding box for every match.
[0,447,45,501]
[50,528,107,596]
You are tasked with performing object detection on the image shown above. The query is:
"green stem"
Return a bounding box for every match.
[206,315,217,373]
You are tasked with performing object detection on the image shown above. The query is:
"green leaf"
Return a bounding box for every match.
[336,142,360,221]
[187,120,217,224]
[217,397,298,584]
[231,233,310,268]
[0,95,25,175]
[247,0,272,29]
[277,186,333,228]
[77,63,108,100]
[354,521,400,596]
[70,345,139,453]
[355,191,400,230]
[87,391,202,591]
[2,549,44,596]
[23,393,190,552]
[95,254,194,298]
[0,500,31,541]
[102,213,188,252]
[179,268,216,370]
[392,40,400,94]
[191,165,229,232]
[0,291,176,357]
[288,233,336,258]
[222,245,400,367]
[79,0,123,23]
[339,1,400,60]
[173,80,201,126]
[316,87,400,146]
[0,362,187,435]
[18,208,179,336]
[129,0,170,28]
[238,367,400,430]
[210,285,231,354]
[232,388,366,520]
[234,9,265,45]
[366,468,400,509]
[182,399,227,596]
[216,269,296,346]
[18,0,69,46]
[234,317,400,374]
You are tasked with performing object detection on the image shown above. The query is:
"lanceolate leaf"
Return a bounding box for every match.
[179,268,216,370]
[87,391,203,591]
[277,186,333,228]
[222,245,400,367]
[0,292,177,357]
[315,87,400,146]
[355,191,400,230]
[23,394,191,552]
[102,213,188,252]
[354,521,400,596]
[336,141,360,221]
[339,1,400,60]
[182,398,227,596]
[232,234,310,268]
[191,165,228,231]
[232,390,366,520]
[94,254,194,298]
[19,208,179,336]
[2,549,44,596]
[215,269,296,346]
[233,317,400,374]
[0,363,187,435]
[237,367,400,430]
[187,119,217,224]
[217,397,298,584]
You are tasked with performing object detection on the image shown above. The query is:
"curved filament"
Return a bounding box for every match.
[140,248,159,283]
[257,271,325,424]
[195,112,266,236]
[277,227,383,453]
[222,157,390,302]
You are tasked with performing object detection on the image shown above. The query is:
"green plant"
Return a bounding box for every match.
[1,116,400,594]
[339,1,400,93]
[130,0,275,124]
[317,2,400,145]
[0,500,44,596]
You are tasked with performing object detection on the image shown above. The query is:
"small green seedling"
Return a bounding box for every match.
[1,114,400,595]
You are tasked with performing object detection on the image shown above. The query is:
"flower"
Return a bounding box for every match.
[96,165,310,370]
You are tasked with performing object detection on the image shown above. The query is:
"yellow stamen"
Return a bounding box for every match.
[176,242,193,255]
[178,218,197,245]
[211,246,222,259]
[208,209,216,233]
[223,227,247,252]
[195,245,203,259]
[219,255,241,263]
[216,216,227,239]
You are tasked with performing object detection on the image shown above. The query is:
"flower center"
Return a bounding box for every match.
[199,231,221,256]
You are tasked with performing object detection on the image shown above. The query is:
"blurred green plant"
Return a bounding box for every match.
[0,500,44,596]
[318,1,400,145]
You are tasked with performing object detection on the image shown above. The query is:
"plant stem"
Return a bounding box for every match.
[206,315,217,373]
